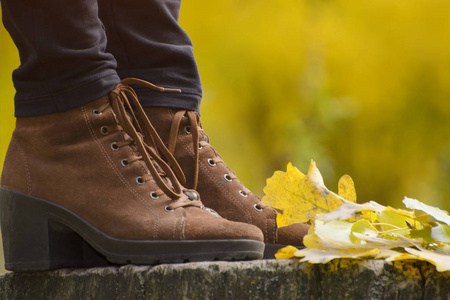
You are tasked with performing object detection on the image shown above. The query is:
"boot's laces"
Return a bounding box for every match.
[168,110,254,200]
[167,110,271,211]
[169,111,202,189]
[107,78,202,210]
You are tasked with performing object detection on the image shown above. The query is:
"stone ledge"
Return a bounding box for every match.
[0,259,449,299]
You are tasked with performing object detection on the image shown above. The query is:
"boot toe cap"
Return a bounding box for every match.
[184,208,264,242]
[277,223,310,246]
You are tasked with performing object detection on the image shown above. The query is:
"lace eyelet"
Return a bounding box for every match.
[100,126,109,135]
[150,192,159,199]
[198,146,203,150]
[121,159,130,167]
[183,190,198,201]
[164,206,174,213]
[136,176,145,185]
[254,204,263,212]
[184,126,192,134]
[92,109,102,116]
[110,142,119,151]
[238,190,248,197]
[224,174,233,182]
[207,158,216,167]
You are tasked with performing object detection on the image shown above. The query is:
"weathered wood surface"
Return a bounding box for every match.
[1,259,449,299]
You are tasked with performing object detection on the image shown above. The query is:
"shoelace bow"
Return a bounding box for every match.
[109,78,202,210]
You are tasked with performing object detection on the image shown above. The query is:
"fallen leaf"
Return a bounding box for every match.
[294,247,379,264]
[320,200,386,222]
[403,197,450,225]
[351,232,415,248]
[338,175,357,203]
[404,247,450,272]
[350,220,378,245]
[314,219,355,247]
[431,223,450,243]
[275,245,299,259]
[373,207,415,237]
[374,249,416,261]
[262,161,343,226]
[414,213,433,226]
[302,233,327,249]
[410,227,434,244]
[267,162,450,272]
[428,243,450,255]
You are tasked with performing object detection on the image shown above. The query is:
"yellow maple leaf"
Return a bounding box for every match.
[338,175,357,203]
[275,245,299,259]
[267,162,450,272]
[262,161,344,226]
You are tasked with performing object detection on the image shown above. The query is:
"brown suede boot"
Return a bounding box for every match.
[143,108,310,258]
[0,79,264,272]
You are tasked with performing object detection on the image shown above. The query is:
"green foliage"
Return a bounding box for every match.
[180,0,450,212]
[2,0,450,256]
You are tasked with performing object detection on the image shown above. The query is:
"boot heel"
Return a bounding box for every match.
[0,188,109,271]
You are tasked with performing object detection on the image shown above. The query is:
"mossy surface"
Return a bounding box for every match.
[0,260,449,300]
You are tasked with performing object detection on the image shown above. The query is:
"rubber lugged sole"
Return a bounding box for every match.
[0,188,265,272]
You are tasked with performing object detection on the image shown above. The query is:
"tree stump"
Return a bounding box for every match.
[1,259,449,299]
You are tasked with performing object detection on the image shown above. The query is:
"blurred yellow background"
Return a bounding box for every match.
[180,0,450,212]
[2,0,450,273]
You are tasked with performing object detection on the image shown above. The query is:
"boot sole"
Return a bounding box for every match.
[0,188,264,272]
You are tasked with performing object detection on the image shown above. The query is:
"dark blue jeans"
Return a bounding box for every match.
[1,0,202,117]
